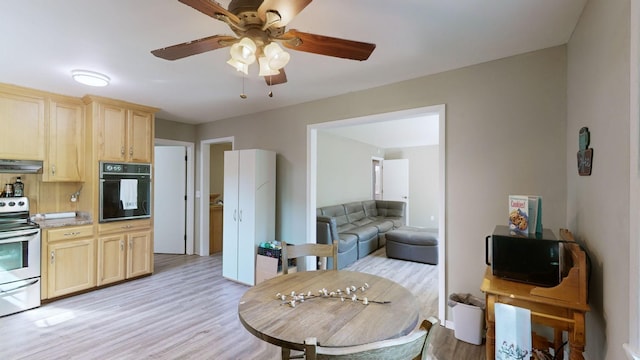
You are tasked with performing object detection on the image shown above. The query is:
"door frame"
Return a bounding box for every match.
[154,138,195,255]
[198,136,235,256]
[307,104,447,322]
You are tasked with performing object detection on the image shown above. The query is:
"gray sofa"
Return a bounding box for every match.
[316,200,406,269]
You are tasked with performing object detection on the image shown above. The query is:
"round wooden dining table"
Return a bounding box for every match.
[238,270,420,351]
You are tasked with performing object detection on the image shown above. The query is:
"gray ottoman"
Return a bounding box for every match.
[385,227,438,265]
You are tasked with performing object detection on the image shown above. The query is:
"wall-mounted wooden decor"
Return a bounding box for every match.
[577,127,593,176]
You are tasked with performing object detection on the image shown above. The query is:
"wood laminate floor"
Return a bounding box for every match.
[0,248,485,360]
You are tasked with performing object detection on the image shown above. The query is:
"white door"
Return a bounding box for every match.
[153,146,186,254]
[382,159,410,225]
[222,150,240,280]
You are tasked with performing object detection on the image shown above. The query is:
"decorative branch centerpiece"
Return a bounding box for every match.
[276,282,391,308]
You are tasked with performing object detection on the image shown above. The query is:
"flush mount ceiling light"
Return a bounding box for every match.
[71,70,110,87]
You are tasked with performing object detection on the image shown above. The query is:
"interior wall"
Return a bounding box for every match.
[386,145,439,228]
[566,0,631,358]
[316,131,381,206]
[193,45,568,325]
[155,118,197,143]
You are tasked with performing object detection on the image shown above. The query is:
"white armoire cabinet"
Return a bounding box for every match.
[222,149,276,285]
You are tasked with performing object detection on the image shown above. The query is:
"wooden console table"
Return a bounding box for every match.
[481,229,590,360]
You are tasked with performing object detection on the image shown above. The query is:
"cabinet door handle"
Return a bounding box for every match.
[121,146,125,155]
[50,251,55,264]
[63,231,80,237]
[51,165,56,175]
[120,240,124,251]
[233,209,237,221]
[129,146,133,156]
[239,210,242,222]
[129,239,133,250]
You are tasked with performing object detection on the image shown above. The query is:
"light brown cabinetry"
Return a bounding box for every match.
[97,220,153,286]
[44,225,96,299]
[0,85,45,160]
[44,97,84,182]
[210,204,223,254]
[97,234,126,286]
[87,97,154,163]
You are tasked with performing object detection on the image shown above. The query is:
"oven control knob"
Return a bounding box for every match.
[18,201,25,206]
[0,202,4,207]
[8,201,15,207]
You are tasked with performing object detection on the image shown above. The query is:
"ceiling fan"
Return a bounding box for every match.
[151,0,376,86]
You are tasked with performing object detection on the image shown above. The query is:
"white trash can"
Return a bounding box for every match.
[449,293,485,345]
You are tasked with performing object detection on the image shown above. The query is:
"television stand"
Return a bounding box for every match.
[481,228,590,360]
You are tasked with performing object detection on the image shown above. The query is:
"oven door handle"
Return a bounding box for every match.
[0,278,39,294]
[0,230,40,243]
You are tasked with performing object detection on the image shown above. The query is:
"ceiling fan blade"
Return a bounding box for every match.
[258,0,312,27]
[281,30,375,61]
[178,0,240,23]
[264,69,287,86]
[151,35,236,60]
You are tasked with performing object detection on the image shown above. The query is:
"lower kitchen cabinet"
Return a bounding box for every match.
[41,221,153,299]
[45,225,96,299]
[97,220,153,286]
[97,234,126,286]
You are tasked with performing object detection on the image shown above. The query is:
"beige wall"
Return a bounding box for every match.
[567,0,630,358]
[155,118,197,143]
[192,45,568,325]
[316,131,381,206]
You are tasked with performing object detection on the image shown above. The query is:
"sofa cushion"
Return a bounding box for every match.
[338,233,358,253]
[344,202,368,223]
[320,205,349,227]
[342,225,378,241]
[367,219,394,233]
[337,223,357,233]
[375,200,406,218]
[362,200,378,217]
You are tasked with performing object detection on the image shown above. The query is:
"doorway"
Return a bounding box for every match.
[308,104,447,321]
[198,137,234,256]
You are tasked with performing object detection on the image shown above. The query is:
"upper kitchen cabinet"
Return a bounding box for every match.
[0,84,45,160]
[83,95,157,163]
[44,96,85,182]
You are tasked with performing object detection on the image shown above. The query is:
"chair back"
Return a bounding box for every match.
[281,240,338,274]
[304,316,439,360]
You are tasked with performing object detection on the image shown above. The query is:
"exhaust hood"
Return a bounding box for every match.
[0,159,43,174]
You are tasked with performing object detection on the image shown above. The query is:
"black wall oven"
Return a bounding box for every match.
[99,162,152,223]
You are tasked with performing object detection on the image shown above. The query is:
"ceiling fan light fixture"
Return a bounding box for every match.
[230,37,257,65]
[258,57,279,76]
[71,69,110,87]
[263,10,282,28]
[227,58,249,75]
[263,42,290,70]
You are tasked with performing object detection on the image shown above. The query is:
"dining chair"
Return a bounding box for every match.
[280,240,338,360]
[303,316,439,360]
[281,240,338,275]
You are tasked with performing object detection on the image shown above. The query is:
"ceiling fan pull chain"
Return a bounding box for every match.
[268,75,273,97]
[240,74,247,99]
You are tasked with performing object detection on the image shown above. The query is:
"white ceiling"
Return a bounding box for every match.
[0,0,587,125]
[322,114,440,149]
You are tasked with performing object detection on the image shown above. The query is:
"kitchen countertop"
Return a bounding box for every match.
[32,211,93,229]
